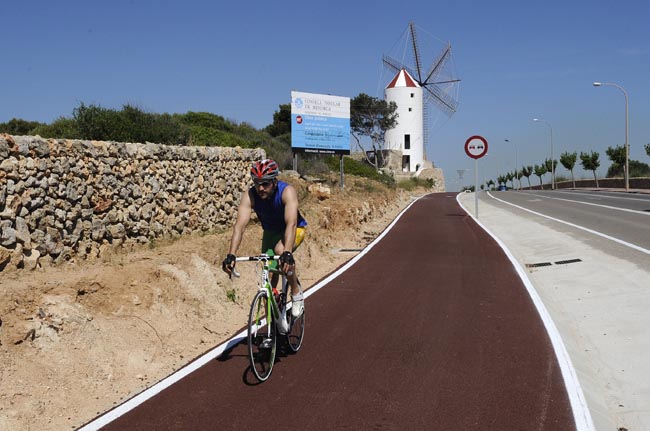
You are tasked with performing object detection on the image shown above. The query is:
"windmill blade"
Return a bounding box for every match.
[382,55,419,84]
[423,84,458,116]
[382,55,406,74]
[430,79,461,85]
[423,44,452,85]
[409,22,423,82]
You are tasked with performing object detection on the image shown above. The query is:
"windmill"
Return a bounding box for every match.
[382,22,460,172]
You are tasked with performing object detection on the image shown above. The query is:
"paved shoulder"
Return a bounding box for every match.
[98,193,575,430]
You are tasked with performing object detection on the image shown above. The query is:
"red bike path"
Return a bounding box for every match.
[95,193,576,430]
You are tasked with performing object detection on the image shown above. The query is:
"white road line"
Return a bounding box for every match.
[458,193,596,431]
[513,191,650,216]
[489,192,650,255]
[78,196,424,431]
[554,190,650,203]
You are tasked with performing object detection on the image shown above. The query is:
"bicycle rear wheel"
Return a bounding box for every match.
[247,290,276,381]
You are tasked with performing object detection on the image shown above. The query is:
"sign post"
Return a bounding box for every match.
[464,135,489,218]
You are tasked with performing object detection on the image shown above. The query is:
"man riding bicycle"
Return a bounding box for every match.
[222,158,307,318]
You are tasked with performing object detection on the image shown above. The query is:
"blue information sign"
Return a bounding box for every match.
[291,91,350,154]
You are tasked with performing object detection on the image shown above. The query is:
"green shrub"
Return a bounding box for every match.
[325,156,395,186]
[397,176,433,190]
[31,117,79,139]
[0,118,45,135]
[177,111,234,132]
[188,126,252,147]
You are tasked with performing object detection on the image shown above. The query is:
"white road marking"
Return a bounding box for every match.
[458,193,596,431]
[489,192,650,255]
[78,196,424,430]
[523,191,650,211]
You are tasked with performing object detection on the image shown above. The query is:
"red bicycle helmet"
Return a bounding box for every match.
[250,159,279,180]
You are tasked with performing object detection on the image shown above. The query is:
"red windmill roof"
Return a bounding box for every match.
[386,68,421,89]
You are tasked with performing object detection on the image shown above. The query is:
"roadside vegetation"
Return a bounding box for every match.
[2,94,414,188]
[5,99,648,191]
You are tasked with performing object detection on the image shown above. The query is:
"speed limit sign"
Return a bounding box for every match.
[464,136,488,159]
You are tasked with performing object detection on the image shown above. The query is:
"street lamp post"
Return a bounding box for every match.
[505,139,519,189]
[593,81,629,192]
[533,118,554,190]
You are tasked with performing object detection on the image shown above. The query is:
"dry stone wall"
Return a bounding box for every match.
[0,134,263,271]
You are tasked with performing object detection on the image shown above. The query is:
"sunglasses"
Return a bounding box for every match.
[253,180,273,188]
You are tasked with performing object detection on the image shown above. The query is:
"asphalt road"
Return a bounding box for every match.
[483,190,650,261]
[86,193,577,431]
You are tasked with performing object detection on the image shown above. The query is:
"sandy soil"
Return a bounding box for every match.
[0,175,426,430]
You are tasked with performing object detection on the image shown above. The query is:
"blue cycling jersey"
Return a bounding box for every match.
[251,180,307,233]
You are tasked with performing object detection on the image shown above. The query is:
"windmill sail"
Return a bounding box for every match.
[383,24,460,118]
[423,44,452,85]
[409,22,423,82]
[382,22,460,169]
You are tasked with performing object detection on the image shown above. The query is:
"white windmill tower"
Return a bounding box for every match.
[383,22,460,174]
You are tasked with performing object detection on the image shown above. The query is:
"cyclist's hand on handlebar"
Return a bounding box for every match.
[279,251,295,275]
[222,254,236,278]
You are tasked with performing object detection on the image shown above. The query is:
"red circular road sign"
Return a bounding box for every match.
[464,135,488,159]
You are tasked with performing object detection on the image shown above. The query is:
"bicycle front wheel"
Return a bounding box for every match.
[247,290,276,382]
[286,309,305,352]
[286,296,305,352]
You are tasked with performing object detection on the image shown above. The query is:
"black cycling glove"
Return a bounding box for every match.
[279,251,294,266]
[222,253,236,276]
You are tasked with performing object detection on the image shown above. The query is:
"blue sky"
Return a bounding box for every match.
[3,0,649,190]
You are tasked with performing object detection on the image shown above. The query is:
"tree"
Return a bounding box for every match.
[265,104,291,137]
[534,164,548,188]
[605,145,626,178]
[0,118,44,135]
[607,159,650,178]
[521,165,533,188]
[580,151,600,188]
[514,170,521,189]
[544,158,557,181]
[645,143,650,158]
[560,151,577,188]
[350,93,398,169]
[506,171,515,189]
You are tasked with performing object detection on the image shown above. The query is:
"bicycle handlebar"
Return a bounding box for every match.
[235,254,280,262]
[230,253,281,279]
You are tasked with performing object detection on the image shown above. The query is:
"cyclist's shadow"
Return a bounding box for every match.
[241,338,297,386]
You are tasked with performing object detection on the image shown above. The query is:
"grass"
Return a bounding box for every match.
[226,288,237,303]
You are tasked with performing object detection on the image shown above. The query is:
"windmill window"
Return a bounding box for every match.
[410,93,414,98]
[404,134,411,149]
[408,107,412,112]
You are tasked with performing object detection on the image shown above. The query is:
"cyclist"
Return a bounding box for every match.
[222,159,307,317]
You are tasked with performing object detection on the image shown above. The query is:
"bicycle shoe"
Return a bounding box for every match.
[291,293,304,318]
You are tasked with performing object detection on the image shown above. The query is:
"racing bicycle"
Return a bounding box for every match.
[233,250,305,382]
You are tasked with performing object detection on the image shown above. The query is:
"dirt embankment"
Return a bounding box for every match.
[0,175,427,430]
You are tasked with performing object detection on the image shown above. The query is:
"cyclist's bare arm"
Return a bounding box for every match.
[228,190,253,256]
[280,185,299,273]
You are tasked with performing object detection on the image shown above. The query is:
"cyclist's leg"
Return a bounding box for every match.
[269,228,305,293]
[274,228,306,317]
[261,230,283,289]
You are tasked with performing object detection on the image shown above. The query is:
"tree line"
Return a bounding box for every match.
[484,145,650,191]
